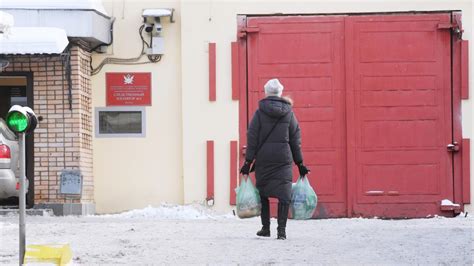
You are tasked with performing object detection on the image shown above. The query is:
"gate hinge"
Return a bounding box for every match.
[437,18,463,39]
[447,142,460,152]
[238,27,260,38]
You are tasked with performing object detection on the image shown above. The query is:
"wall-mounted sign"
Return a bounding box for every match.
[106,72,152,106]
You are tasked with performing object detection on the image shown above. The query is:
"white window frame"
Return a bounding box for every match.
[95,106,146,138]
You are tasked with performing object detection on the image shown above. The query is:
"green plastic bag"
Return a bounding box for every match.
[290,176,318,220]
[235,175,261,219]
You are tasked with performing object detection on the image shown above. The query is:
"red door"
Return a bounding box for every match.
[245,16,347,218]
[346,14,454,217]
[241,13,457,218]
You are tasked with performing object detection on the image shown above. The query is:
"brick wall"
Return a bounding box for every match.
[2,46,94,205]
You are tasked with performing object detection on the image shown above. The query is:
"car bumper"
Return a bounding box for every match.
[0,169,17,198]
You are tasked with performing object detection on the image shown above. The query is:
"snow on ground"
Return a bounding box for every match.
[101,203,234,220]
[0,204,473,265]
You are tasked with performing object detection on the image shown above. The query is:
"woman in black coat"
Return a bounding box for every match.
[240,78,309,240]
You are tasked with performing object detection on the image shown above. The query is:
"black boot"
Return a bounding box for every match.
[257,225,270,237]
[277,201,289,240]
[257,196,270,237]
[277,227,286,240]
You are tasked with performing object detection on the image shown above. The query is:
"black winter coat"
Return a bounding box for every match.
[245,96,303,202]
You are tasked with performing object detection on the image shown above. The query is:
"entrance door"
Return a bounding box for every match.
[241,13,456,218]
[0,74,34,207]
[245,16,347,218]
[346,14,454,217]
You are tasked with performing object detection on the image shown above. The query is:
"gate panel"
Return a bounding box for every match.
[241,13,458,218]
[345,14,454,217]
[246,16,347,217]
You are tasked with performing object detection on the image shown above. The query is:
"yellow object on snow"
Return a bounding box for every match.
[24,244,72,265]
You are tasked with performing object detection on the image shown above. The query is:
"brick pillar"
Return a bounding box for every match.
[71,47,94,205]
[3,46,94,215]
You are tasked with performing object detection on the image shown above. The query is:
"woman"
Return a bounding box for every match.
[240,78,309,240]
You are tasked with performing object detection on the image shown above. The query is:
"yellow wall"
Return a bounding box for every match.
[179,0,473,214]
[92,0,182,213]
[92,0,473,214]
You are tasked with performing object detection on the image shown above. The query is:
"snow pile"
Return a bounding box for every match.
[102,203,235,220]
[1,0,108,16]
[441,199,460,207]
[0,11,14,36]
[0,27,69,54]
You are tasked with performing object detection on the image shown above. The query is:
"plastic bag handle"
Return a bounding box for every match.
[240,174,250,184]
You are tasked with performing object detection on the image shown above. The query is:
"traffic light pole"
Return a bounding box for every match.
[19,133,26,265]
[5,105,39,265]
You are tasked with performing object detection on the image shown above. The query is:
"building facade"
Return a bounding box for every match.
[1,0,473,218]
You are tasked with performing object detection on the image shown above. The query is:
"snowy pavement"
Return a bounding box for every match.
[0,204,472,265]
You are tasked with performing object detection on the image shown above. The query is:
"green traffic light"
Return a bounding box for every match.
[6,111,29,133]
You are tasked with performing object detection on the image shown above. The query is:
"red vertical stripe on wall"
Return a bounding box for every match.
[462,139,470,204]
[209,43,216,101]
[230,141,238,205]
[231,42,239,100]
[207,141,214,200]
[461,40,469,99]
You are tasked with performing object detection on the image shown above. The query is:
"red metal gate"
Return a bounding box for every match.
[239,13,463,218]
[244,16,347,217]
[345,14,454,218]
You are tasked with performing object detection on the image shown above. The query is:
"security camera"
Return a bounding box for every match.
[142,19,162,36]
[154,22,162,32]
[144,22,154,33]
[141,9,174,36]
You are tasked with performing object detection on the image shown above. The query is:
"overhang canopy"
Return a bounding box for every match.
[0,27,69,54]
[0,0,108,16]
[0,0,112,49]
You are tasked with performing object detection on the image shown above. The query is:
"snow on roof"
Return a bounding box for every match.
[0,11,14,34]
[0,0,108,16]
[0,27,69,54]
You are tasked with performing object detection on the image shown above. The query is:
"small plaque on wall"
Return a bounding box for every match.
[59,170,83,196]
[106,72,152,106]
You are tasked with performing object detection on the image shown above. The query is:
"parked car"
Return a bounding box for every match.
[0,117,23,199]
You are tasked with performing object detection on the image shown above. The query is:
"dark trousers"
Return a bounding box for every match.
[260,196,289,230]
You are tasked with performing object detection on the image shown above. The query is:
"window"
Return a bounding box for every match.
[95,107,146,137]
